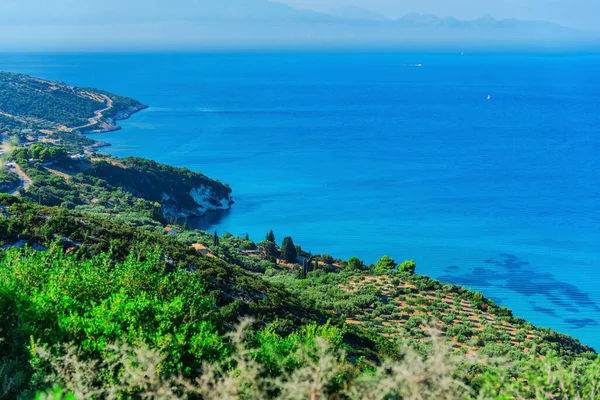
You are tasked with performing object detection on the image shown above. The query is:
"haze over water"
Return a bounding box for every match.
[1,52,598,348]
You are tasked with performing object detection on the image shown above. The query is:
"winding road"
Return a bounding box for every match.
[67,94,114,132]
[1,91,114,133]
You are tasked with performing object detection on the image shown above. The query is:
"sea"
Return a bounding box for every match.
[1,52,598,349]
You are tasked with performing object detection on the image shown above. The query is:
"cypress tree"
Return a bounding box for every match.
[213,231,220,247]
[266,230,275,243]
[281,236,297,263]
[245,233,250,241]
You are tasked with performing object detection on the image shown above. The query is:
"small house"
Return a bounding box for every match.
[164,227,180,236]
[192,243,212,255]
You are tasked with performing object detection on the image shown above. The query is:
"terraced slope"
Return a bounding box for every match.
[267,268,595,362]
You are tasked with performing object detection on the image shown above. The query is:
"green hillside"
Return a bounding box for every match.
[2,144,232,229]
[1,195,599,399]
[0,72,145,133]
[0,168,18,191]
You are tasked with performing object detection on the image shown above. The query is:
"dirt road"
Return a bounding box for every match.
[68,94,114,132]
[5,162,32,196]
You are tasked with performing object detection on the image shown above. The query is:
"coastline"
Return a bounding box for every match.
[81,103,149,150]
[76,102,234,219]
[81,103,149,135]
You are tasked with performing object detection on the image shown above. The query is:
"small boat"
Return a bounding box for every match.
[487,94,491,100]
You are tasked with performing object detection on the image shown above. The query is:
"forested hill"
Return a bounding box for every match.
[1,145,233,225]
[0,73,232,228]
[0,72,146,133]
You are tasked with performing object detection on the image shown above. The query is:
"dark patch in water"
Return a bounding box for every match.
[532,306,559,318]
[565,319,599,329]
[188,209,232,231]
[490,296,509,306]
[441,254,600,321]
[444,265,460,272]
[439,266,494,287]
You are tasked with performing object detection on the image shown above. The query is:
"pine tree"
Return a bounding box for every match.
[347,256,366,272]
[266,230,275,243]
[374,255,397,273]
[399,259,417,275]
[213,231,220,247]
[281,236,297,263]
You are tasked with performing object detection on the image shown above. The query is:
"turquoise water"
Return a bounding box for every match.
[1,52,598,348]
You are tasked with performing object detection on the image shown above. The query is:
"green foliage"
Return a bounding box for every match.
[1,198,599,398]
[24,167,81,207]
[259,240,279,258]
[85,157,231,217]
[0,72,143,130]
[319,254,335,265]
[374,255,397,273]
[0,73,102,127]
[6,149,229,228]
[281,236,298,263]
[0,240,344,396]
[29,143,68,163]
[399,259,417,275]
[346,256,366,271]
[0,246,220,393]
[0,168,19,191]
[213,230,220,247]
[266,229,275,243]
[51,131,99,153]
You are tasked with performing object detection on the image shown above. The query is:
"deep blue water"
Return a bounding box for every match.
[1,52,598,348]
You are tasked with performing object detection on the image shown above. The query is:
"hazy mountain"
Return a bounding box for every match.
[0,0,335,24]
[393,13,582,36]
[0,0,593,50]
[397,12,443,26]
[326,6,390,21]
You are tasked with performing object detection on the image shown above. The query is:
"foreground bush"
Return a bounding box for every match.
[32,321,600,400]
[2,245,599,399]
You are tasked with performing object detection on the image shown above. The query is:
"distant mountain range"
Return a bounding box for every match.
[0,0,595,50]
[326,6,390,21]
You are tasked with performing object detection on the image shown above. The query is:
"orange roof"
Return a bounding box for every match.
[192,243,210,251]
